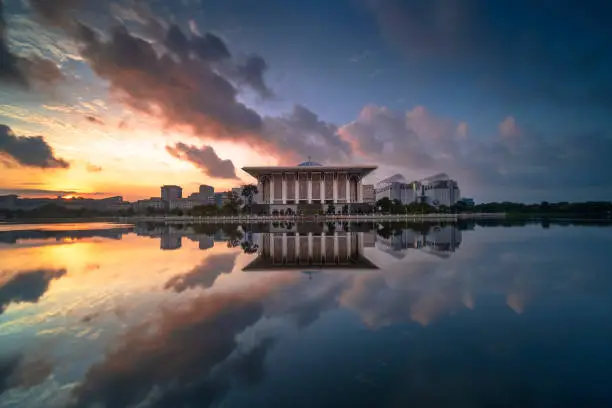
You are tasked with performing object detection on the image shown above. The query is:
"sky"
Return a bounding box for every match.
[1,0,612,202]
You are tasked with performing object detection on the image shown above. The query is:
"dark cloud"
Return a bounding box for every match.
[72,22,263,140]
[0,124,69,168]
[85,115,104,125]
[165,24,231,62]
[164,253,238,292]
[166,142,238,179]
[0,188,107,196]
[339,105,612,200]
[234,55,274,99]
[0,354,52,394]
[0,1,63,88]
[0,268,67,315]
[263,105,353,164]
[365,0,612,109]
[29,0,81,27]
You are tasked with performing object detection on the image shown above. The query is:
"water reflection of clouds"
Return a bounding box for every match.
[0,269,66,315]
[1,222,612,407]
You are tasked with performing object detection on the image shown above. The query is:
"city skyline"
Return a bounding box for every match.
[1,1,612,202]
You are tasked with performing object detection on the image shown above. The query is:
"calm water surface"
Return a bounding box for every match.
[1,221,612,407]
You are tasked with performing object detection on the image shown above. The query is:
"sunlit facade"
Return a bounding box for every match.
[242,161,377,214]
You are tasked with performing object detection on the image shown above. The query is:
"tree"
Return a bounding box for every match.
[376,197,392,213]
[241,184,259,214]
[222,192,242,215]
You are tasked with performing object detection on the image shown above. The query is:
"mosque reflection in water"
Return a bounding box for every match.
[127,221,463,268]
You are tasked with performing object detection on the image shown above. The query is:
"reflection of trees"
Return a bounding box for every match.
[241,241,259,254]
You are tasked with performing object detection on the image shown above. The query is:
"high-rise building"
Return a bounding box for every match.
[199,184,214,199]
[161,185,182,201]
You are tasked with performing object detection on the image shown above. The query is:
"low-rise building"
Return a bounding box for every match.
[133,198,166,212]
[362,184,376,204]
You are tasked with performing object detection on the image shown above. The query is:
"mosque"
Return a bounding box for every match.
[242,160,377,215]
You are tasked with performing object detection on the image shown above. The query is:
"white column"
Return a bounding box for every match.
[346,233,352,260]
[282,174,287,204]
[307,175,313,204]
[295,174,300,203]
[346,176,350,204]
[282,233,287,260]
[295,233,300,260]
[270,235,275,261]
[333,232,339,259]
[269,177,275,205]
[320,176,325,203]
[332,176,338,204]
[357,179,363,203]
[321,232,326,262]
[256,179,263,204]
[308,233,313,258]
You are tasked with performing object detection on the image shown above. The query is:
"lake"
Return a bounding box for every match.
[1,220,612,407]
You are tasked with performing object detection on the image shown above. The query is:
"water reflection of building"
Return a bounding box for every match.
[243,232,378,271]
[160,233,182,250]
[376,225,462,259]
[135,224,219,251]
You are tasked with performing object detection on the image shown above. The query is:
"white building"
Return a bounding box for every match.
[421,173,461,207]
[375,174,419,204]
[242,161,377,214]
[168,198,206,211]
[375,173,461,207]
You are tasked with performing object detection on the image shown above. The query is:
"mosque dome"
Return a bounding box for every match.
[297,161,322,167]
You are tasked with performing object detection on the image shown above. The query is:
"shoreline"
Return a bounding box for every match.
[115,213,507,223]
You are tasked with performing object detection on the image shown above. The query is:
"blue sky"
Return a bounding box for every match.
[1,0,612,201]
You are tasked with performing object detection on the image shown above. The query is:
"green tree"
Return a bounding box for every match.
[222,192,242,215]
[376,197,392,213]
[240,184,259,214]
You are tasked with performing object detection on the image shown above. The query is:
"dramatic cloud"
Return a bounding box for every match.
[166,143,238,179]
[262,105,353,164]
[233,55,274,99]
[71,22,262,137]
[29,0,82,27]
[0,354,52,394]
[67,282,284,408]
[340,105,612,199]
[0,1,63,88]
[0,124,69,168]
[0,268,67,314]
[365,0,612,109]
[164,253,238,292]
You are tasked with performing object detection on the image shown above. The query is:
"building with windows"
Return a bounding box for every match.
[362,184,376,204]
[161,185,182,201]
[421,173,461,207]
[133,198,166,212]
[375,174,419,204]
[242,161,377,214]
[375,173,461,207]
